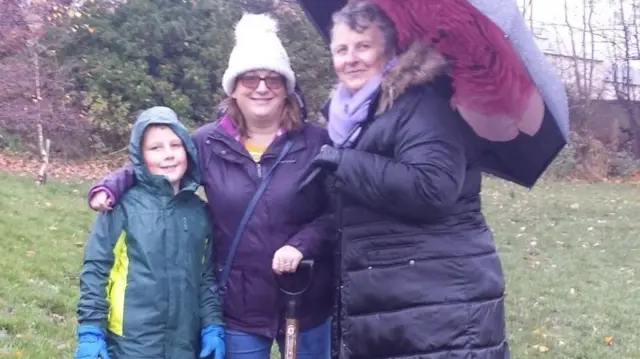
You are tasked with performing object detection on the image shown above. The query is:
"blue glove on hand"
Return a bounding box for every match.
[74,325,110,359]
[199,325,225,359]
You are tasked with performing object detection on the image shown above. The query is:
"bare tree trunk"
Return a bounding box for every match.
[36,123,51,184]
[629,1,640,156]
[29,39,51,184]
[585,0,596,98]
[563,0,598,133]
[520,0,534,28]
[565,0,584,97]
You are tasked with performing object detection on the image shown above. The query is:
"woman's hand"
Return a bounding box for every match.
[311,145,342,172]
[272,245,304,274]
[89,191,113,212]
[298,145,343,190]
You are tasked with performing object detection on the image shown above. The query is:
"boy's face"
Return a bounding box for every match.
[141,125,187,190]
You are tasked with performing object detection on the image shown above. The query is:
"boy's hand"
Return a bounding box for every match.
[199,325,225,359]
[89,191,113,212]
[74,325,110,359]
[272,245,304,274]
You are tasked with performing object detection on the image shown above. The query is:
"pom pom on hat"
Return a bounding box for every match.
[222,13,296,95]
[234,13,278,39]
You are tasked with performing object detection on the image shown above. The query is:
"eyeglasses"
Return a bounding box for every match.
[238,74,285,90]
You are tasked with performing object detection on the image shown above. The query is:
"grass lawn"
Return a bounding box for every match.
[0,171,639,358]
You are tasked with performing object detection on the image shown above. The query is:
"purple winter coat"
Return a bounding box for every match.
[86,118,334,339]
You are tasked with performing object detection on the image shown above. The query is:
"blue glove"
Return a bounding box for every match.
[199,325,225,359]
[74,325,110,359]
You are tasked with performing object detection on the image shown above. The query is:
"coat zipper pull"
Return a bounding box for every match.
[183,217,188,232]
[256,163,262,178]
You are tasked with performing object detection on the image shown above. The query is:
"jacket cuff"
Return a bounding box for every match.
[201,324,225,337]
[77,324,106,337]
[202,315,224,329]
[286,236,310,258]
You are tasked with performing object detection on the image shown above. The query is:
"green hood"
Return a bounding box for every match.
[128,106,200,194]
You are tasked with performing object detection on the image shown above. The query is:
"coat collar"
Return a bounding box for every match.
[206,116,308,160]
[376,41,447,115]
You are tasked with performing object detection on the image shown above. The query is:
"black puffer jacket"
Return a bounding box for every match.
[327,42,510,359]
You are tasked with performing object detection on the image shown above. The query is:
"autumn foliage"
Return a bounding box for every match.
[0,0,333,161]
[0,0,91,158]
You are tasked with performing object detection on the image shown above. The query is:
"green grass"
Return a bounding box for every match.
[0,173,94,357]
[0,171,639,358]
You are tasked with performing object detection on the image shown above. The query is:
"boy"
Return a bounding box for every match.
[74,106,224,359]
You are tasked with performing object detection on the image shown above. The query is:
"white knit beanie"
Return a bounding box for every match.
[222,13,296,95]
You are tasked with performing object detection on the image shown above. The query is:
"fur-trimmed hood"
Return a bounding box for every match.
[376,41,447,115]
[322,41,448,120]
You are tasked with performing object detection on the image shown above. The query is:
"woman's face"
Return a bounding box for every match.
[330,22,388,93]
[232,70,286,123]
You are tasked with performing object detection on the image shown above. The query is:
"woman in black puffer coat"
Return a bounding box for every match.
[303,1,510,358]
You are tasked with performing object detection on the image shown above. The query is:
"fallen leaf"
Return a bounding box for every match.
[48,313,65,323]
[532,344,549,353]
[0,151,127,182]
[604,336,614,345]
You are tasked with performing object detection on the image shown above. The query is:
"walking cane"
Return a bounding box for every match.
[276,259,315,359]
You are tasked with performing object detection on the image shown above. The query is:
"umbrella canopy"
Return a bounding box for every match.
[296,0,569,188]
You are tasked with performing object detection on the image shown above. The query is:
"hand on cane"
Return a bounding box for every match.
[272,245,304,274]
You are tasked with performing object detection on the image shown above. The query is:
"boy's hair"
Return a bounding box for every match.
[140,124,178,145]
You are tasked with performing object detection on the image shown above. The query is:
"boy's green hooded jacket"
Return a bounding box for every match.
[77,106,222,358]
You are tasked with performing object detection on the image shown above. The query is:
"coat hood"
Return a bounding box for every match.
[128,106,200,193]
[376,41,448,115]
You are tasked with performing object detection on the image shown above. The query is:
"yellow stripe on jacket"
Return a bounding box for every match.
[106,231,129,336]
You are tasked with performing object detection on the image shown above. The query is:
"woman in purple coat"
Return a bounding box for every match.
[85,13,333,359]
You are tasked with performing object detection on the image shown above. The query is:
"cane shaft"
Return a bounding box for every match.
[284,318,299,359]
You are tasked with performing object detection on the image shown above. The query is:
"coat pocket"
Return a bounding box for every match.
[242,268,276,319]
[346,233,423,270]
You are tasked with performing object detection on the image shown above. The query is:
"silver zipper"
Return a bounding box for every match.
[256,163,262,178]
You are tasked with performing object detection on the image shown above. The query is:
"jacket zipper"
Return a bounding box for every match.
[256,162,263,178]
[334,182,345,350]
